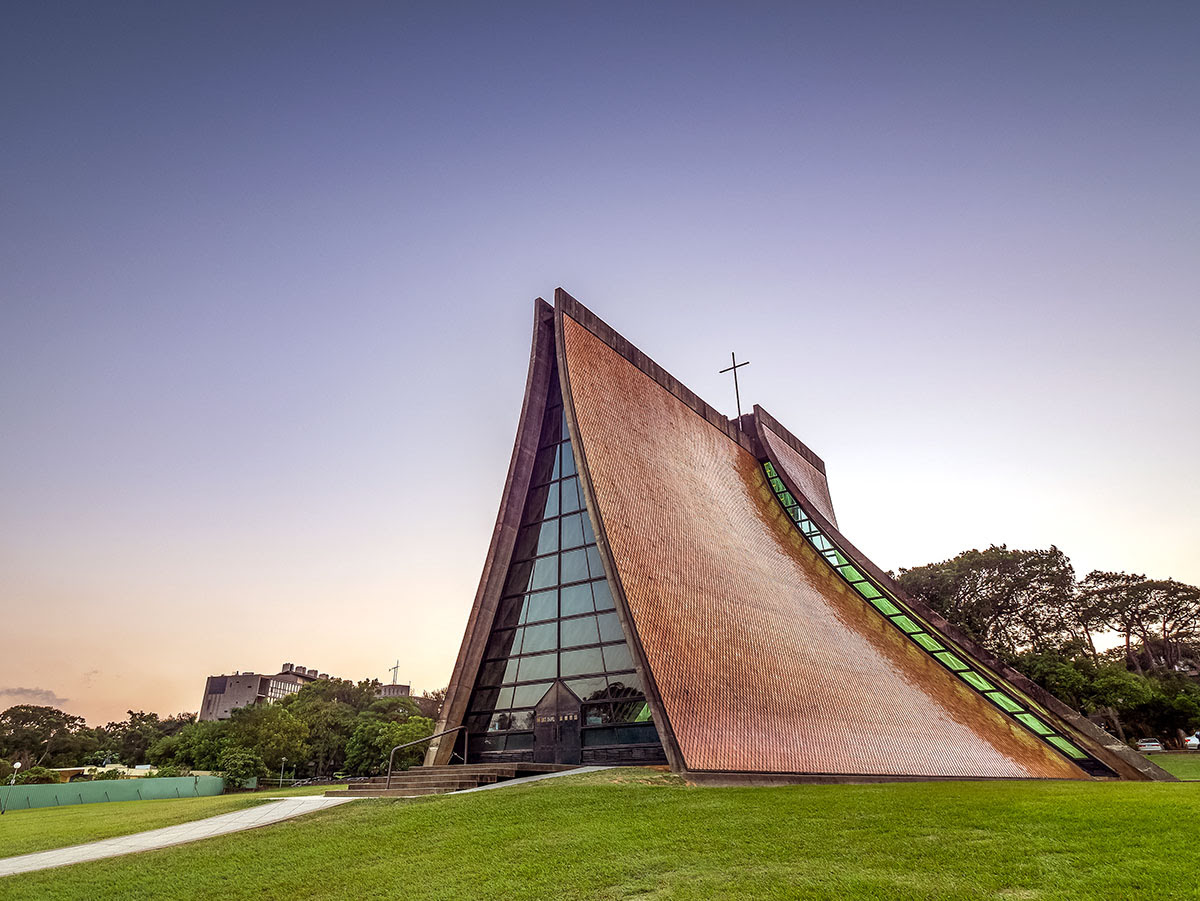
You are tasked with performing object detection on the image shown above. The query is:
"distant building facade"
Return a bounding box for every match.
[376,683,411,698]
[197,663,331,721]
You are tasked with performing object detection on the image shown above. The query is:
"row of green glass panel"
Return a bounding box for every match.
[513,511,595,560]
[485,611,627,658]
[469,700,650,734]
[529,440,577,486]
[474,661,642,697]
[472,672,644,711]
[472,722,660,753]
[521,475,587,524]
[497,581,617,631]
[764,468,1088,760]
[480,642,636,685]
[496,582,617,632]
[504,545,606,595]
[538,404,570,448]
[779,492,1059,730]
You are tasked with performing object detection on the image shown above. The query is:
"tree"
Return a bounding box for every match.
[148,719,228,771]
[277,679,383,777]
[897,546,1080,661]
[1084,573,1200,675]
[344,717,435,776]
[225,704,308,772]
[0,706,90,768]
[217,747,268,789]
[362,696,421,723]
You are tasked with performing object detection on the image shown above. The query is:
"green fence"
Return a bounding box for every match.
[0,775,225,812]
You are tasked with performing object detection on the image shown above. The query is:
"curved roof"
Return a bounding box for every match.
[560,310,1083,777]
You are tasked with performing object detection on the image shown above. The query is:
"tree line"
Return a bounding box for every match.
[1,680,442,787]
[898,545,1200,745]
[5,544,1197,775]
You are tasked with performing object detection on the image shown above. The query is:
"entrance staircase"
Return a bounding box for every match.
[324,763,578,798]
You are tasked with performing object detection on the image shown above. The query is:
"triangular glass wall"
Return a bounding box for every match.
[465,365,663,763]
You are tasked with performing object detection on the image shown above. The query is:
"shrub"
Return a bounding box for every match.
[14,766,59,784]
[218,747,268,790]
[146,764,190,778]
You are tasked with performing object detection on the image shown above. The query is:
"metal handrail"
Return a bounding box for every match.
[385,726,467,790]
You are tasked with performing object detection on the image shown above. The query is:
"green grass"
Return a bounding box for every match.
[0,782,342,858]
[4,768,1199,900]
[1145,751,1200,780]
[0,793,272,859]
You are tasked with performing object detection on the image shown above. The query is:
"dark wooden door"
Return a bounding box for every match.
[533,682,582,764]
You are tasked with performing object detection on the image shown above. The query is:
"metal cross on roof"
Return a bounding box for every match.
[719,351,750,419]
[389,660,401,685]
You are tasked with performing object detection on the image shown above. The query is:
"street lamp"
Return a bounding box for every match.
[2,762,21,815]
[279,757,287,789]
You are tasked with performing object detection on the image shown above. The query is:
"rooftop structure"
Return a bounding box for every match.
[428,290,1170,782]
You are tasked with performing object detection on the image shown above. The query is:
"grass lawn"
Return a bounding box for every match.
[0,781,342,859]
[1145,752,1200,780]
[0,793,272,859]
[4,768,1199,900]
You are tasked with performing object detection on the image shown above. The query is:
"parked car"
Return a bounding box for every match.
[1184,734,1199,751]
[1135,738,1164,752]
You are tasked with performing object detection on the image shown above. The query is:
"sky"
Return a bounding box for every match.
[2,2,1197,725]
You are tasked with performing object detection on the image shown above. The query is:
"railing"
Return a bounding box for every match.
[385,726,467,790]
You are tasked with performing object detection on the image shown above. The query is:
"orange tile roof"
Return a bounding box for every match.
[562,313,1083,778]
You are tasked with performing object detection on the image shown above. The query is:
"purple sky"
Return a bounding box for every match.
[2,3,1197,724]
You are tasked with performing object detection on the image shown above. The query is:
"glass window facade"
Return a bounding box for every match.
[762,461,1091,764]
[466,376,661,755]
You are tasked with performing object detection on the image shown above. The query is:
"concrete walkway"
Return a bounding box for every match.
[0,795,356,878]
[452,765,611,793]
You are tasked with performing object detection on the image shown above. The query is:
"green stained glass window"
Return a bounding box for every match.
[866,594,901,615]
[933,651,970,672]
[985,692,1023,713]
[912,633,944,652]
[1015,713,1054,736]
[1047,736,1087,759]
[892,615,922,634]
[960,671,993,692]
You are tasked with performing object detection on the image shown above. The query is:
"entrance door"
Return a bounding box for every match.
[533,682,582,764]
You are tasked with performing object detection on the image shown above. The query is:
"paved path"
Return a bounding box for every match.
[0,796,356,878]
[452,765,611,793]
